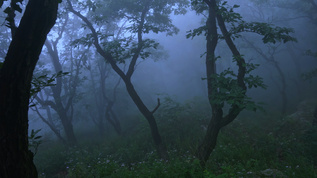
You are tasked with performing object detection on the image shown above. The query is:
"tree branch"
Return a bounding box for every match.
[151,98,161,114]
[67,0,127,81]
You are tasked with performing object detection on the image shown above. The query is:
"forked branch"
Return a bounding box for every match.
[151,98,161,114]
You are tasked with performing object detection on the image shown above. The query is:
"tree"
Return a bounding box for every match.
[67,0,188,159]
[84,55,123,136]
[188,0,296,166]
[243,39,289,114]
[302,50,317,126]
[246,0,317,112]
[33,18,83,146]
[0,0,58,177]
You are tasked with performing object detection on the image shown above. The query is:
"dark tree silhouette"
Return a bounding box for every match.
[67,0,187,159]
[189,0,296,167]
[0,0,58,177]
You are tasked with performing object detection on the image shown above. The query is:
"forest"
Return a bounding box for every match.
[0,0,316,177]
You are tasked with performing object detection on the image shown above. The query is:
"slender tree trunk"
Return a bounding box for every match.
[67,0,167,159]
[46,40,79,146]
[0,0,58,177]
[196,0,247,167]
[98,118,105,136]
[105,111,122,135]
[34,105,67,144]
[60,114,77,146]
[273,61,287,114]
[196,1,219,166]
[110,109,122,134]
[196,115,221,166]
[125,80,168,159]
[105,101,122,135]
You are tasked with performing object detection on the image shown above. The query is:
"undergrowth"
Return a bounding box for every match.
[34,98,317,177]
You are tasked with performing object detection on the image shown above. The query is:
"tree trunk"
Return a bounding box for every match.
[47,39,79,146]
[98,117,106,136]
[195,0,219,166]
[125,80,168,159]
[0,0,58,177]
[60,115,77,146]
[105,101,122,135]
[67,0,167,159]
[196,115,221,167]
[35,105,67,144]
[196,0,247,167]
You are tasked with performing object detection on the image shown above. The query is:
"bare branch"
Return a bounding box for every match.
[151,98,161,114]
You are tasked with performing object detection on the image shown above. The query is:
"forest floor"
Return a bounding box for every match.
[33,100,317,178]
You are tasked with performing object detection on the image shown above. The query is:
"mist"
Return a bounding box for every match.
[0,0,316,177]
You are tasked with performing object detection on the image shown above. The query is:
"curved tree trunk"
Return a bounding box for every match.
[0,0,58,177]
[125,80,168,159]
[196,115,221,166]
[196,1,220,167]
[67,1,168,159]
[196,0,247,167]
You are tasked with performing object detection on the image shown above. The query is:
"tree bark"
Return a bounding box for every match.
[196,0,247,167]
[61,115,78,146]
[46,39,78,146]
[67,0,168,159]
[105,101,122,135]
[0,0,58,177]
[125,80,168,159]
[196,0,220,167]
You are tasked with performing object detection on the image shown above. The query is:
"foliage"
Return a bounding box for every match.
[29,71,69,106]
[70,0,188,64]
[187,1,296,114]
[1,0,23,31]
[28,129,43,156]
[187,1,297,44]
[34,107,317,177]
[206,59,266,111]
[230,22,297,44]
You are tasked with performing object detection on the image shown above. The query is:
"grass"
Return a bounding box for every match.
[33,99,317,178]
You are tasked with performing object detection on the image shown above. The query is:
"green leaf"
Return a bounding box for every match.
[34,136,42,140]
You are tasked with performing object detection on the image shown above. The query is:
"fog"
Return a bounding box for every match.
[1,0,316,177]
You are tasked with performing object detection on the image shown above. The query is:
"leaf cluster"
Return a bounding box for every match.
[189,1,297,44]
[217,1,242,23]
[230,22,297,44]
[71,33,94,48]
[190,0,207,14]
[102,38,132,63]
[28,129,43,156]
[208,60,266,111]
[30,71,69,99]
[0,0,23,30]
[186,26,207,39]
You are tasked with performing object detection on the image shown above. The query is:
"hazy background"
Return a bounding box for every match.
[0,0,316,141]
